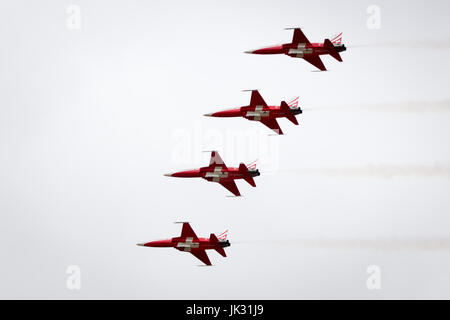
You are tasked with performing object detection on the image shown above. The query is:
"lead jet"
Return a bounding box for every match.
[204,90,302,135]
[137,222,230,266]
[245,28,346,71]
[164,151,260,196]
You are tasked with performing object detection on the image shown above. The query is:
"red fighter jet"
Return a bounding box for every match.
[137,222,230,266]
[164,151,259,196]
[245,28,346,71]
[204,89,302,135]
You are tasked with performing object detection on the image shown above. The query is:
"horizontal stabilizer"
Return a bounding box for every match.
[239,163,256,187]
[244,176,256,187]
[324,38,342,62]
[280,101,299,125]
[210,234,227,257]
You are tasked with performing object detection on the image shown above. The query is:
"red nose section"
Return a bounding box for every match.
[137,239,172,247]
[204,108,242,117]
[164,169,201,178]
[245,45,284,55]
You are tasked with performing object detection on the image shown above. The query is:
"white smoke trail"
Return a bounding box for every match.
[350,39,450,50]
[281,165,450,179]
[303,100,450,113]
[234,238,450,251]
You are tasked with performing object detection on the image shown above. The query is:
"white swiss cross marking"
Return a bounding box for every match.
[177,237,199,252]
[289,44,312,56]
[205,166,229,182]
[246,105,269,121]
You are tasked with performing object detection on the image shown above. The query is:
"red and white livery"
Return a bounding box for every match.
[245,28,346,71]
[204,90,302,135]
[137,222,230,266]
[164,151,260,196]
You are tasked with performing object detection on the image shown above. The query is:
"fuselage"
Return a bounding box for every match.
[166,166,260,182]
[206,105,302,121]
[141,237,231,252]
[247,42,346,57]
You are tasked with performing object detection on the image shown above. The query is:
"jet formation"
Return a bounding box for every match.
[142,28,347,265]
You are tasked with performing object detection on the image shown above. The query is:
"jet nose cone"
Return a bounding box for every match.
[164,173,173,177]
[204,113,214,117]
[136,243,147,247]
[244,50,254,54]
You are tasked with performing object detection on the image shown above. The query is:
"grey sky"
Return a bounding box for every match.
[1,0,450,299]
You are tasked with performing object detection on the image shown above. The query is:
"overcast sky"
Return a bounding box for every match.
[1,0,450,299]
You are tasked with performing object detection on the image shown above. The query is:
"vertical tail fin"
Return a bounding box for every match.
[280,101,299,125]
[210,233,227,257]
[239,163,256,187]
[324,39,342,62]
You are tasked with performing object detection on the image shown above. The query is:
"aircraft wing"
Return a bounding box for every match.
[249,90,267,108]
[209,150,227,168]
[260,118,283,135]
[303,55,327,71]
[292,28,311,45]
[190,249,212,266]
[180,222,199,240]
[219,180,241,196]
